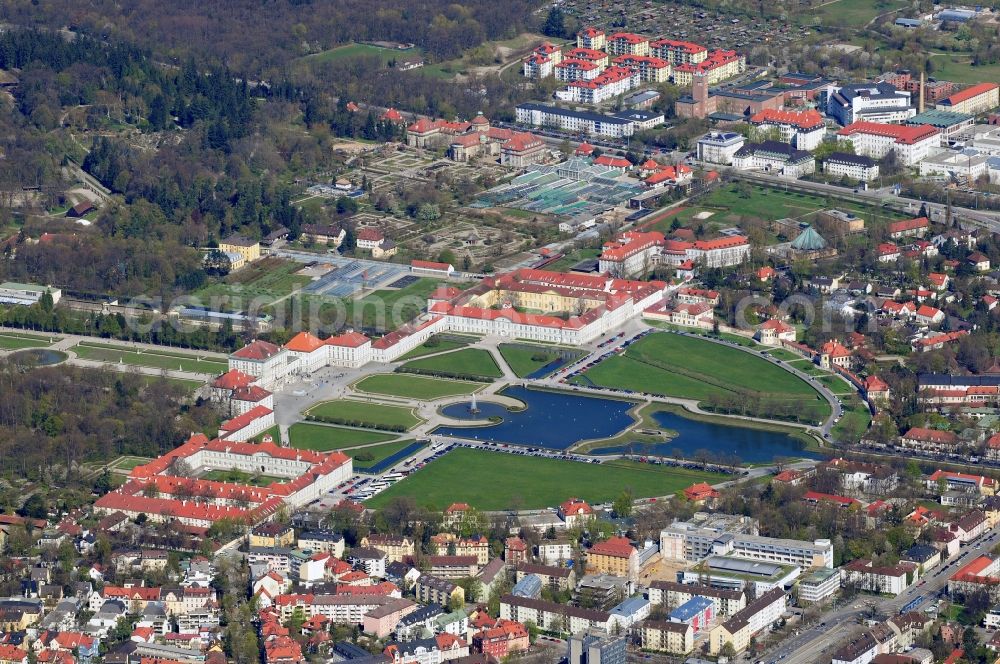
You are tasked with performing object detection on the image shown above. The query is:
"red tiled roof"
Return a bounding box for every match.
[324,331,370,348]
[837,122,939,145]
[284,332,325,353]
[411,259,453,271]
[212,369,257,390]
[940,82,999,106]
[232,340,282,361]
[589,536,636,558]
[888,217,929,234]
[750,108,824,130]
[802,491,860,506]
[594,155,632,168]
[902,427,958,445]
[219,405,272,432]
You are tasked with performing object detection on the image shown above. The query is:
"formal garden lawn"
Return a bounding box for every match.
[0,332,56,350]
[344,278,445,330]
[499,344,580,378]
[307,400,423,430]
[398,335,473,360]
[73,342,228,374]
[366,448,725,510]
[401,348,502,379]
[353,374,481,400]
[289,423,398,451]
[574,333,831,421]
[201,469,284,486]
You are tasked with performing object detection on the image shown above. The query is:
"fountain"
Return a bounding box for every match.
[469,392,480,415]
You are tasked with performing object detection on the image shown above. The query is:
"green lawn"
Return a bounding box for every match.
[831,396,873,444]
[345,440,421,468]
[819,375,856,395]
[499,344,579,378]
[73,342,228,374]
[929,54,1000,85]
[766,348,803,362]
[354,373,481,400]
[401,348,503,379]
[345,278,444,331]
[576,355,724,401]
[806,0,909,27]
[304,43,423,66]
[544,248,601,272]
[0,334,53,350]
[398,336,472,360]
[202,469,284,486]
[191,258,311,308]
[111,456,152,471]
[289,423,398,451]
[308,399,423,430]
[366,448,724,510]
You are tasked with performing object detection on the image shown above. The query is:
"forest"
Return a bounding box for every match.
[0,362,217,480]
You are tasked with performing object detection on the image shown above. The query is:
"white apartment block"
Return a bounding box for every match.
[661,522,834,569]
[556,66,640,105]
[515,103,637,138]
[824,153,880,181]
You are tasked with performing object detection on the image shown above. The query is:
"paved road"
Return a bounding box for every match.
[765,526,1000,664]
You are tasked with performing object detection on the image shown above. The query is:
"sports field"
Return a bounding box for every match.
[353,374,481,400]
[304,43,423,66]
[577,333,822,403]
[0,332,57,350]
[308,400,423,430]
[73,342,228,374]
[366,448,724,510]
[402,348,503,379]
[288,423,398,451]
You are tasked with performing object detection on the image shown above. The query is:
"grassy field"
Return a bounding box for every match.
[806,0,909,27]
[819,374,856,395]
[111,456,152,471]
[202,469,284,486]
[304,43,423,66]
[288,423,397,451]
[73,342,228,374]
[499,344,578,378]
[0,333,54,350]
[366,448,724,510]
[766,348,804,362]
[580,333,818,397]
[308,399,423,430]
[544,248,601,272]
[402,348,503,378]
[929,54,1000,85]
[831,396,873,444]
[345,278,444,330]
[398,336,472,360]
[191,258,310,308]
[652,184,904,235]
[344,440,420,468]
[354,373,481,400]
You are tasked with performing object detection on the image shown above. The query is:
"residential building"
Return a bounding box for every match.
[415,576,464,608]
[218,234,261,265]
[250,523,295,549]
[566,629,625,664]
[515,563,576,591]
[842,559,916,596]
[948,555,1000,601]
[638,620,693,655]
[647,581,746,617]
[708,588,786,655]
[515,103,648,138]
[501,596,612,634]
[586,537,639,582]
[576,27,606,51]
[798,567,842,604]
[672,50,745,86]
[899,427,959,453]
[361,535,416,563]
[650,39,708,66]
[606,32,649,57]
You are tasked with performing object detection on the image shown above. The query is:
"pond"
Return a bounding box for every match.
[591,410,823,463]
[7,349,67,366]
[436,386,822,462]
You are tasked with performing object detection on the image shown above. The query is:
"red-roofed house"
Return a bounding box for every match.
[381,108,404,123]
[818,339,852,369]
[755,319,795,345]
[864,375,891,404]
[594,155,633,171]
[325,331,372,368]
[587,536,639,581]
[948,555,1000,601]
[558,498,593,527]
[443,503,472,529]
[877,242,901,262]
[472,619,530,658]
[915,305,945,326]
[682,482,719,505]
[802,491,861,509]
[936,82,1000,115]
[887,217,930,240]
[900,428,959,453]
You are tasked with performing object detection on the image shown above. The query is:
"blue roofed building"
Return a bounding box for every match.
[512,574,543,599]
[609,596,651,630]
[669,595,715,632]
